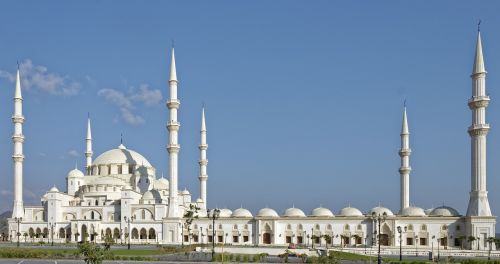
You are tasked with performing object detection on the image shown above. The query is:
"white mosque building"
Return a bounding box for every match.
[8,31,496,251]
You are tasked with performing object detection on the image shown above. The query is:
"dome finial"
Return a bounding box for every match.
[478,19,481,32]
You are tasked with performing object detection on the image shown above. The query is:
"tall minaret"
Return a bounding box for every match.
[12,67,25,218]
[167,48,180,217]
[199,108,208,207]
[85,115,93,175]
[466,30,492,216]
[399,105,411,211]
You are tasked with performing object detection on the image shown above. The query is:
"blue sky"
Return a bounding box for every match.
[0,1,499,218]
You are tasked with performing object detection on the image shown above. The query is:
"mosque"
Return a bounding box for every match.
[8,31,496,251]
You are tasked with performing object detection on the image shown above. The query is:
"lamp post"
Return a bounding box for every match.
[311,228,314,249]
[50,223,55,246]
[364,236,368,254]
[124,215,135,250]
[437,237,440,261]
[371,212,387,264]
[397,226,407,261]
[431,235,435,261]
[14,217,22,248]
[200,227,203,244]
[415,235,418,256]
[207,208,220,260]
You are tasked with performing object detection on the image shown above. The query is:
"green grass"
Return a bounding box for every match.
[110,249,162,256]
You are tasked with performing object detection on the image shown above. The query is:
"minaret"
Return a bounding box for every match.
[199,108,208,207]
[85,115,93,175]
[12,67,25,218]
[398,105,411,211]
[466,30,492,216]
[167,48,180,217]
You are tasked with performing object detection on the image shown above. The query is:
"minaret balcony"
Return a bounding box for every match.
[11,134,25,143]
[167,144,180,153]
[11,115,25,123]
[468,96,490,109]
[468,124,490,136]
[167,121,181,130]
[12,154,25,162]
[198,144,208,150]
[198,159,208,166]
[167,99,180,109]
[398,148,411,156]
[399,167,411,174]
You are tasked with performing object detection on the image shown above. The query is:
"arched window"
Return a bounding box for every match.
[357,224,362,230]
[148,228,156,239]
[244,224,248,230]
[408,224,414,231]
[455,225,461,231]
[298,224,303,230]
[218,224,222,229]
[344,224,350,231]
[209,224,212,229]
[442,225,448,231]
[91,211,95,220]
[142,210,146,220]
[327,224,332,230]
[233,224,238,230]
[95,200,98,206]
[132,228,139,239]
[421,224,427,231]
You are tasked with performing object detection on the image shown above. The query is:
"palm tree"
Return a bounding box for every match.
[467,236,476,250]
[457,235,466,250]
[322,234,332,251]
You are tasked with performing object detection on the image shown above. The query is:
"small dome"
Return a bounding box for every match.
[142,191,154,200]
[399,207,426,217]
[257,208,279,217]
[232,208,253,218]
[195,198,203,203]
[181,189,190,195]
[49,186,59,192]
[67,168,84,178]
[93,145,152,167]
[429,206,460,217]
[142,190,161,202]
[195,209,207,217]
[311,207,334,217]
[153,177,169,190]
[158,177,169,185]
[424,208,433,215]
[338,206,363,217]
[368,206,394,216]
[283,207,306,217]
[219,208,232,218]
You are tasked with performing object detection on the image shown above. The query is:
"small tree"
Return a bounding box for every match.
[183,204,200,254]
[457,235,466,250]
[322,234,332,250]
[78,242,106,264]
[23,232,28,243]
[467,236,476,250]
[104,235,114,250]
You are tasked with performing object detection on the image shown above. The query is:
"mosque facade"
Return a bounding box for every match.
[8,31,496,250]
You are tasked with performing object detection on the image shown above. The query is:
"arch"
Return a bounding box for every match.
[105,228,112,238]
[421,224,427,231]
[113,228,120,239]
[91,211,95,219]
[35,228,41,238]
[297,224,303,230]
[315,224,320,230]
[344,224,350,231]
[28,228,34,238]
[244,224,249,230]
[133,208,154,220]
[408,224,414,231]
[148,228,156,239]
[132,228,139,239]
[66,227,72,240]
[327,224,332,230]
[218,224,223,230]
[42,228,48,238]
[59,228,65,239]
[81,225,88,242]
[233,224,238,230]
[442,225,448,231]
[140,228,147,239]
[357,224,362,230]
[286,224,292,230]
[264,223,272,232]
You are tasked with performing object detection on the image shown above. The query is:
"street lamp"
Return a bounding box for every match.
[207,208,220,260]
[415,235,419,256]
[124,215,135,250]
[14,217,22,248]
[437,237,441,261]
[431,235,435,261]
[397,225,407,261]
[371,212,387,264]
[50,223,55,246]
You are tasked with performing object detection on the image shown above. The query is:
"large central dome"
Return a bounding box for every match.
[93,144,152,167]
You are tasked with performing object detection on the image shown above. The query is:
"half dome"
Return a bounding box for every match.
[283,207,306,217]
[93,144,151,167]
[399,207,426,217]
[311,207,334,217]
[232,208,253,218]
[338,207,363,217]
[429,206,460,217]
[257,208,279,217]
[368,206,394,216]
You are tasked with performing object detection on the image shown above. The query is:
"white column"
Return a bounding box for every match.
[199,108,208,207]
[399,107,411,211]
[167,48,180,217]
[85,116,93,175]
[466,31,492,216]
[12,69,25,218]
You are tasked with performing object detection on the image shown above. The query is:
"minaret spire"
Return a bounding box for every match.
[12,66,25,218]
[399,105,411,211]
[199,107,208,207]
[85,114,93,175]
[167,48,181,217]
[467,30,492,216]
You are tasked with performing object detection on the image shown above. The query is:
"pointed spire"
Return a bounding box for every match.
[86,114,92,140]
[401,106,409,135]
[472,31,486,75]
[169,48,177,81]
[201,108,206,131]
[15,67,22,99]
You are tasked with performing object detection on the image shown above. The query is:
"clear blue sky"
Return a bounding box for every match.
[0,1,499,218]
